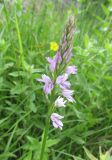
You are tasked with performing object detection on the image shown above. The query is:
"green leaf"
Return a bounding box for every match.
[28,102,37,113]
[0,152,16,159]
[33,150,48,160]
[0,117,8,125]
[11,84,28,95]
[71,135,85,145]
[84,34,89,48]
[4,62,14,70]
[74,156,85,160]
[9,71,25,77]
[23,136,40,151]
[46,139,60,148]
[83,147,98,160]
[23,151,32,160]
[101,4,110,16]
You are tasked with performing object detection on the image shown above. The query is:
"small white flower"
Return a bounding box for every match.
[55,96,67,107]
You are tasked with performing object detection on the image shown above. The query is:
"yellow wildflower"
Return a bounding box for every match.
[50,42,59,51]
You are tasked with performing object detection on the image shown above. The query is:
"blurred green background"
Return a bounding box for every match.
[0,0,112,159]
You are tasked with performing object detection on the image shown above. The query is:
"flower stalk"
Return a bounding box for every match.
[38,16,76,160]
[39,104,53,160]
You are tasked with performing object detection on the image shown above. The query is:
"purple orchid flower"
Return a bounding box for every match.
[66,65,77,75]
[56,74,71,89]
[51,113,64,130]
[37,74,54,95]
[62,89,75,102]
[47,52,62,72]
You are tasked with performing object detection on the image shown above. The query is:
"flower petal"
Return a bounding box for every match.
[66,65,77,75]
[53,122,59,128]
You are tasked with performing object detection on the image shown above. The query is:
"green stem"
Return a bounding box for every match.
[39,120,49,160]
[15,13,25,69]
[3,1,10,32]
[39,105,53,160]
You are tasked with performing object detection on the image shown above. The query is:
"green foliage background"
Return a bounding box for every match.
[0,0,112,159]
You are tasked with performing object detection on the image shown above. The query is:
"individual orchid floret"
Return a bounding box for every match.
[47,52,62,72]
[62,89,75,102]
[37,74,54,95]
[46,57,56,72]
[51,113,64,130]
[56,74,71,89]
[55,96,67,107]
[55,52,62,64]
[66,65,77,75]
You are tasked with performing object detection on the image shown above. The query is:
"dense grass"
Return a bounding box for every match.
[0,0,112,159]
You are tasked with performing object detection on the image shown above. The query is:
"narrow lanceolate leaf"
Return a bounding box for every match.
[83,147,98,160]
